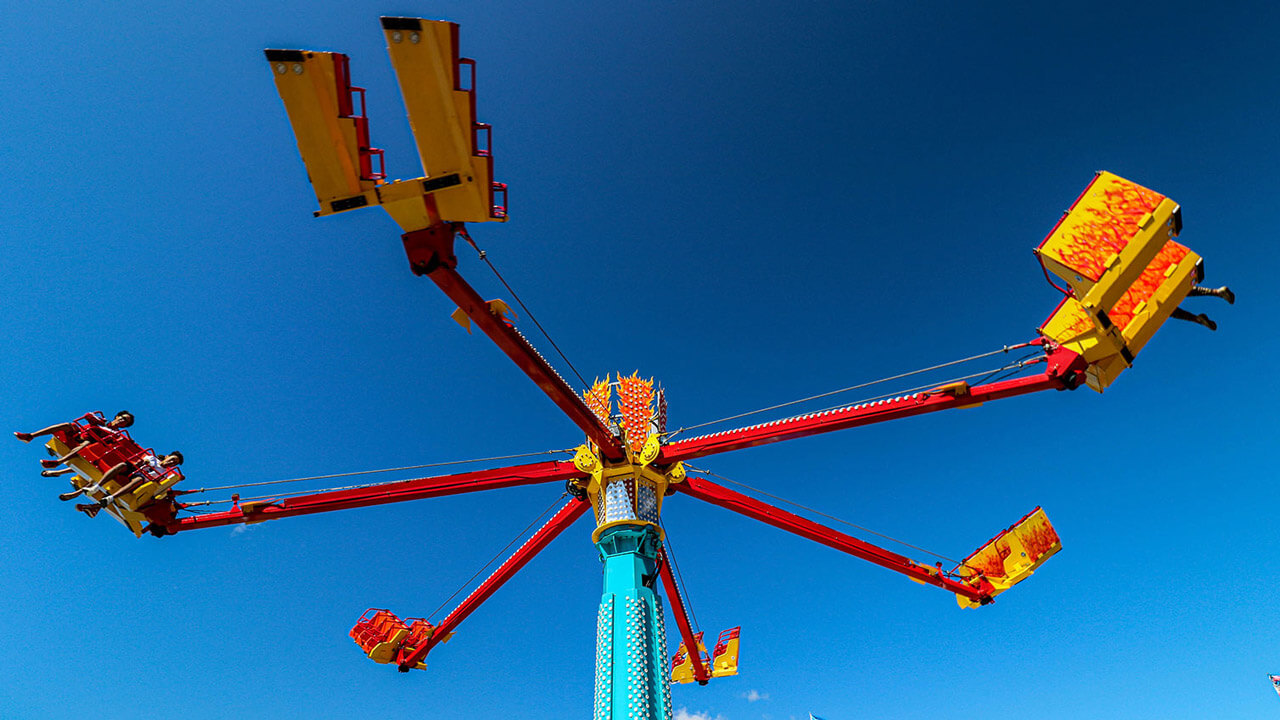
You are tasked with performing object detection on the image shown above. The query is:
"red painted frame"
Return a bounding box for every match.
[162,459,584,534]
[657,546,710,685]
[659,342,1087,463]
[395,496,591,670]
[676,475,990,603]
[401,224,626,460]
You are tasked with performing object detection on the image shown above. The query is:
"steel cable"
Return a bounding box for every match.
[178,448,576,496]
[686,466,969,571]
[458,228,594,394]
[665,342,1037,439]
[426,491,570,623]
[659,519,701,635]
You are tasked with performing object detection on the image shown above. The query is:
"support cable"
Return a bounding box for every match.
[177,448,576,496]
[178,462,574,508]
[803,352,1045,417]
[176,358,1043,510]
[685,466,965,568]
[179,479,419,507]
[425,491,570,623]
[673,355,1043,445]
[177,480,424,508]
[456,227,594,393]
[666,342,1037,439]
[966,349,1045,387]
[659,518,701,634]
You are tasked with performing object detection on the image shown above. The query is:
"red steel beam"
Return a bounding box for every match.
[162,459,584,534]
[657,545,710,685]
[676,475,989,602]
[403,224,625,460]
[659,346,1086,463]
[397,496,591,670]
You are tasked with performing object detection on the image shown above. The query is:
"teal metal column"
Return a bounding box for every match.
[592,525,673,720]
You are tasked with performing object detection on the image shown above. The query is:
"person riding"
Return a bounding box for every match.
[58,450,184,504]
[13,411,135,468]
[1171,284,1234,331]
[1164,258,1234,331]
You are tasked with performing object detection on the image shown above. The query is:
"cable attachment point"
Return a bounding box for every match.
[401,222,459,276]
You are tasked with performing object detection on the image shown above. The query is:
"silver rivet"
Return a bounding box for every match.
[274,63,286,74]
[409,32,420,43]
[391,31,402,43]
[291,63,303,74]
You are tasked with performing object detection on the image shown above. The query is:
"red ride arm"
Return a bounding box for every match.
[402,224,625,460]
[396,496,591,670]
[657,546,709,685]
[161,460,585,534]
[675,475,989,603]
[659,345,1086,463]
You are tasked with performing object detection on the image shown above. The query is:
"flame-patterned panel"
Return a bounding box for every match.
[1039,236,1196,358]
[957,507,1061,588]
[584,375,612,428]
[1039,172,1166,287]
[1013,508,1062,564]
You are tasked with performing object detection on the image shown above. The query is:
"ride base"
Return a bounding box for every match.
[593,525,673,720]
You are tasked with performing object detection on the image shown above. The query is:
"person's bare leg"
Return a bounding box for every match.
[104,476,146,506]
[41,440,91,468]
[74,503,102,518]
[60,462,129,501]
[14,422,76,444]
[41,467,75,478]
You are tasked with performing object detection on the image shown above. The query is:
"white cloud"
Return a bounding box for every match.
[741,690,769,702]
[674,708,726,720]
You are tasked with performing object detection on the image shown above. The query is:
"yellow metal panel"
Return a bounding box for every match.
[124,481,159,509]
[1041,241,1200,392]
[383,19,495,222]
[268,52,377,209]
[1037,172,1174,296]
[669,635,707,685]
[710,633,740,678]
[380,195,433,232]
[1115,244,1200,355]
[590,519,662,543]
[367,629,408,663]
[1078,198,1179,314]
[955,507,1061,609]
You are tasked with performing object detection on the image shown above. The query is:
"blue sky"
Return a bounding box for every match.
[1,2,1277,718]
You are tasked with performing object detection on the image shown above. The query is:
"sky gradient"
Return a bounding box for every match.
[1,2,1277,719]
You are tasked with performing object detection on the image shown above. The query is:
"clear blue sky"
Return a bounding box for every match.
[1,2,1276,719]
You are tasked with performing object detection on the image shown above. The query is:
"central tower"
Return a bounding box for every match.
[572,375,683,720]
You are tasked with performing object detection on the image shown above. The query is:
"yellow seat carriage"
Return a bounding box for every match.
[42,412,184,537]
[671,627,741,685]
[1035,171,1203,392]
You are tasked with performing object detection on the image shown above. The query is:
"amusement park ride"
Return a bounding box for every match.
[19,17,1231,720]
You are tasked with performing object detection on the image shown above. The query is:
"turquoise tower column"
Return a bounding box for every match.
[592,525,673,720]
